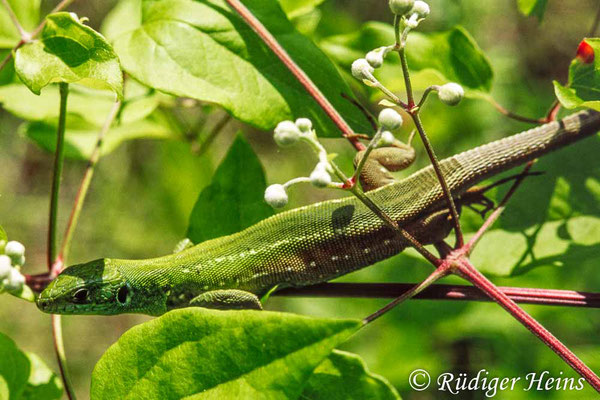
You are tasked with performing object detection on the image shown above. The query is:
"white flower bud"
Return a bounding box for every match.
[264,184,288,208]
[274,121,301,147]
[366,50,384,68]
[438,82,464,106]
[4,241,24,258]
[4,268,24,292]
[295,118,313,133]
[378,108,403,130]
[0,255,11,280]
[389,0,415,15]
[411,1,430,17]
[309,165,332,188]
[406,14,419,28]
[351,58,374,81]
[379,131,396,147]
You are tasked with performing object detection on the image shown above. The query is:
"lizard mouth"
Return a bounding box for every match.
[36,296,113,314]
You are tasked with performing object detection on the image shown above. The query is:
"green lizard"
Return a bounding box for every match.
[36,110,600,316]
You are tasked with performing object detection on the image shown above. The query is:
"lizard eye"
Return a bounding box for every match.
[72,288,89,303]
[117,285,130,305]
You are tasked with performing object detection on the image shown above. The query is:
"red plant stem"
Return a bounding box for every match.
[456,257,600,392]
[487,97,547,124]
[546,100,561,122]
[224,0,365,151]
[275,282,600,308]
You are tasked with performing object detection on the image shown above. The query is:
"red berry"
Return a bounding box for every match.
[576,40,594,64]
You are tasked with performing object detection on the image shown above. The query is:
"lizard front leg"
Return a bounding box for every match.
[353,138,416,191]
[189,289,262,310]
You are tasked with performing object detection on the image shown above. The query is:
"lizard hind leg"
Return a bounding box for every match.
[354,142,416,192]
[189,289,263,310]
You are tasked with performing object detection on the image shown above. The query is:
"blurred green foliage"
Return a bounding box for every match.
[1,0,600,399]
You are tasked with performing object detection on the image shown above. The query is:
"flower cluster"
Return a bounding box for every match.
[265,107,409,208]
[265,118,338,208]
[351,1,464,108]
[0,240,26,294]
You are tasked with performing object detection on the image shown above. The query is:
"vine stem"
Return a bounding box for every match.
[52,315,76,400]
[410,111,464,247]
[394,40,463,248]
[58,100,122,268]
[275,282,600,308]
[46,82,77,399]
[223,0,365,152]
[47,83,69,270]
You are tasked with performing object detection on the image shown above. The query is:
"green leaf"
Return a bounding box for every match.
[8,284,35,302]
[517,0,548,20]
[471,216,600,276]
[278,0,325,18]
[302,350,401,399]
[187,134,274,243]
[554,39,600,111]
[20,112,176,160]
[0,332,29,400]
[14,12,123,97]
[321,22,493,95]
[0,0,40,48]
[110,0,371,136]
[20,353,63,400]
[0,224,6,242]
[91,308,361,400]
[0,332,62,400]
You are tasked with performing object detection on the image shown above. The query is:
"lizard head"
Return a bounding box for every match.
[36,259,138,315]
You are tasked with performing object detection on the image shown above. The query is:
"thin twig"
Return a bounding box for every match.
[0,0,30,40]
[274,282,600,308]
[58,101,122,266]
[47,83,69,270]
[195,113,231,156]
[486,96,547,124]
[545,99,561,122]
[364,262,452,323]
[223,0,366,151]
[411,112,464,247]
[51,315,76,400]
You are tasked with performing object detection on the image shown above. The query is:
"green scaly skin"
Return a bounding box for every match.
[37,110,600,316]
